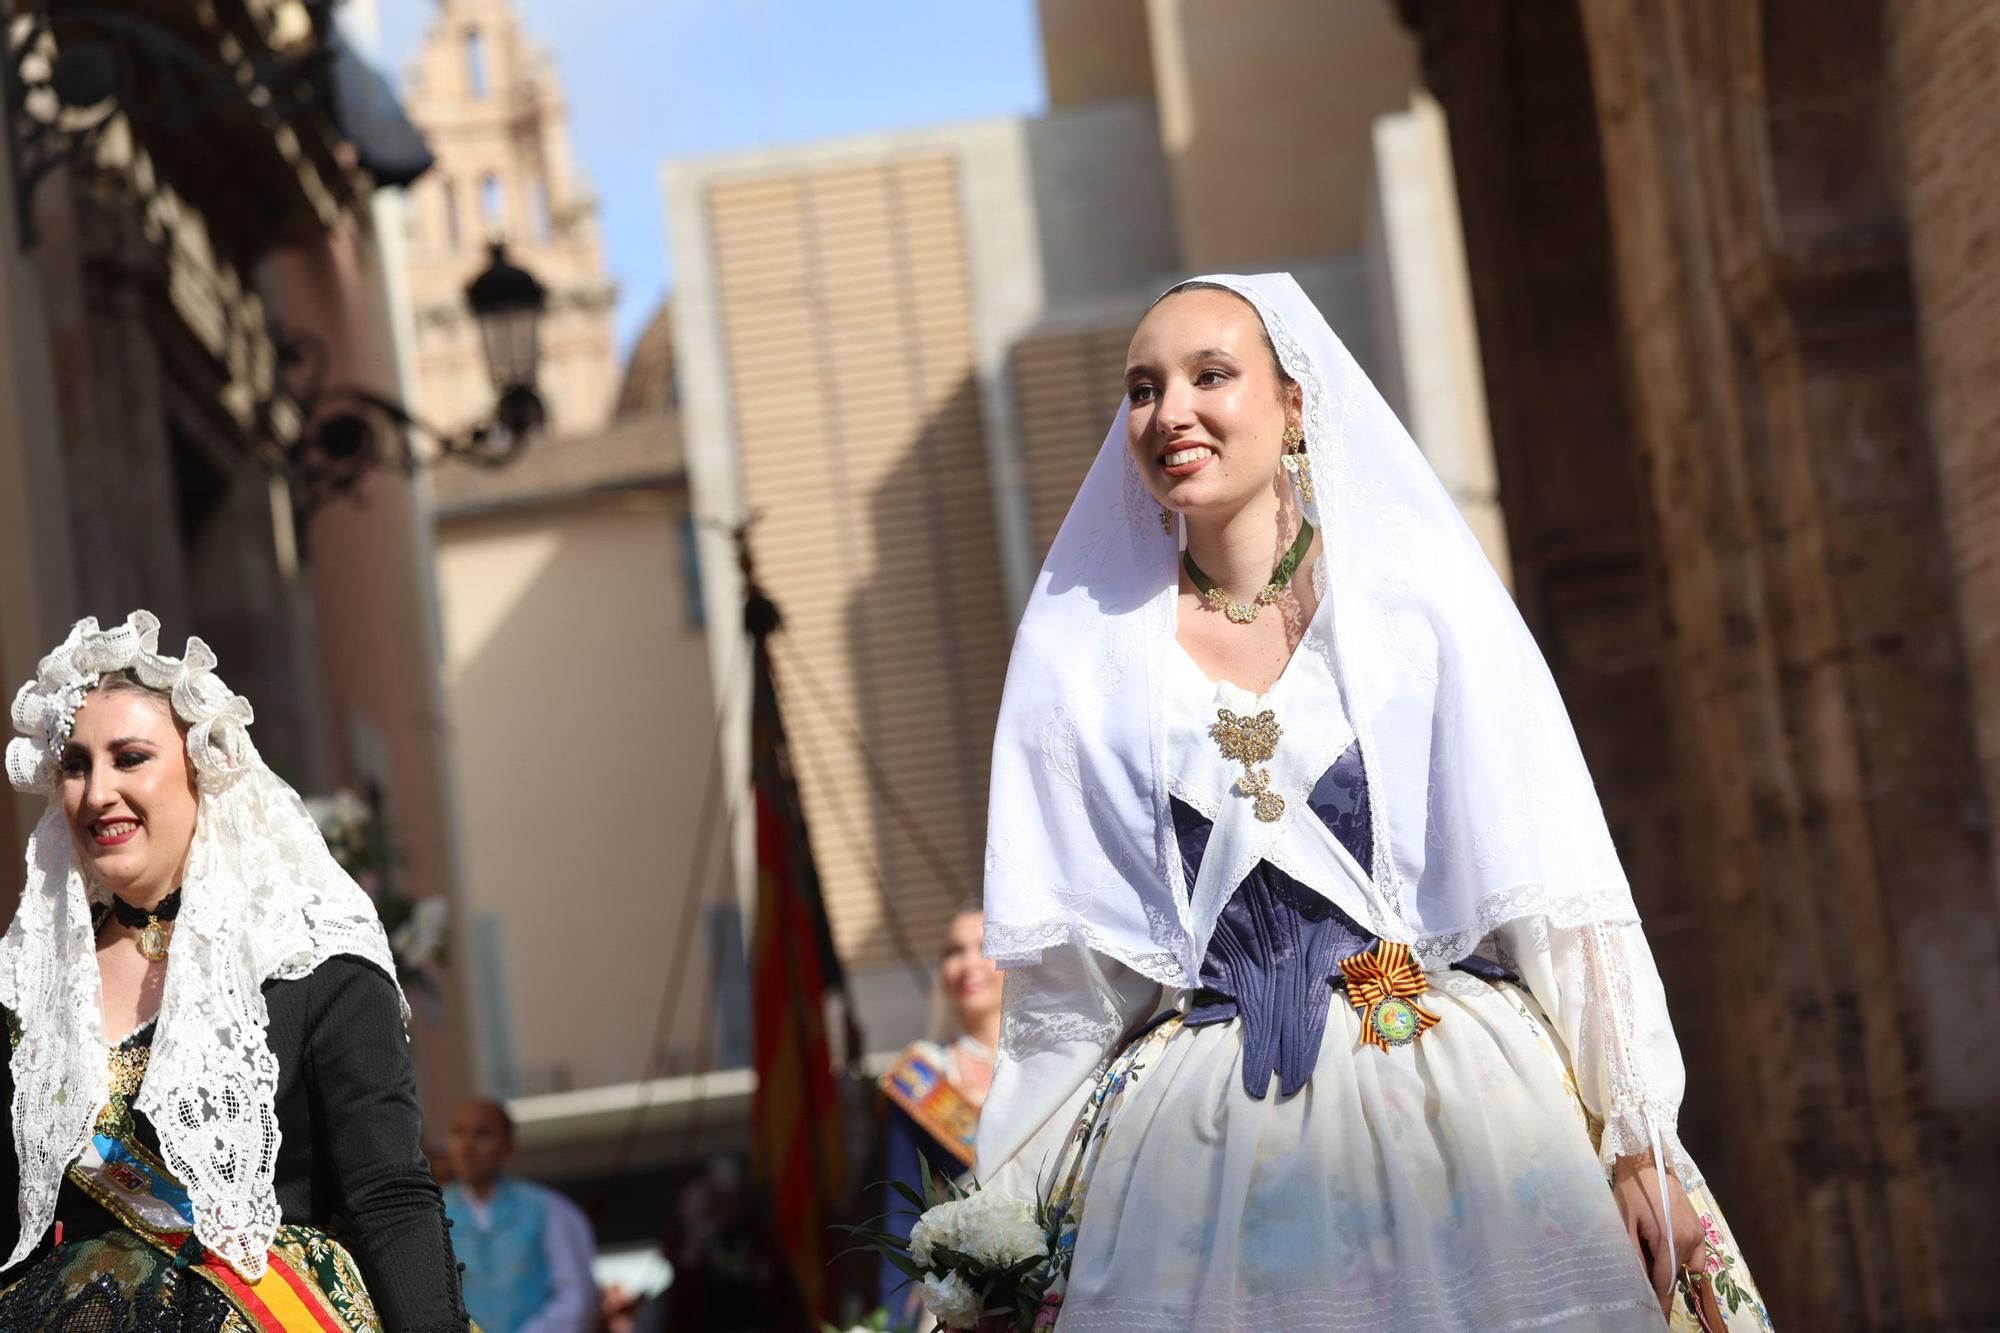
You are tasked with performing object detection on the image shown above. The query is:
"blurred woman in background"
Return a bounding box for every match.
[876,904,1002,1328]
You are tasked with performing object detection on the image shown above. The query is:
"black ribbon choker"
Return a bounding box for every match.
[110,888,181,961]
[109,887,181,929]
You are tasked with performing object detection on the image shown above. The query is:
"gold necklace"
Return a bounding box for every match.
[1209,707,1285,822]
[1182,521,1315,625]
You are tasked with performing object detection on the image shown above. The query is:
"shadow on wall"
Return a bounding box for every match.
[821,373,1004,1008]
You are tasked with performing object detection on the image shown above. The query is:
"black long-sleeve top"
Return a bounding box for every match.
[0,955,469,1333]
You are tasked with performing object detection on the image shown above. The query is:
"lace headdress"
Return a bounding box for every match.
[1,611,405,1278]
[982,273,1639,988]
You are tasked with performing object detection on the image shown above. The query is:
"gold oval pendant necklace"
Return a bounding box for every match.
[1183,521,1315,625]
[110,887,180,963]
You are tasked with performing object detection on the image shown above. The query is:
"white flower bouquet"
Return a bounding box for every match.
[845,1175,1062,1331]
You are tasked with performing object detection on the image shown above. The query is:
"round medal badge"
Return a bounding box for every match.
[1368,995,1422,1047]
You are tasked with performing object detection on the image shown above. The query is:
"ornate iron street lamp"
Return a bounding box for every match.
[466,240,549,440]
[284,240,550,527]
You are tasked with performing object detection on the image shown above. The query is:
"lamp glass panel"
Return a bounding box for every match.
[478,306,541,387]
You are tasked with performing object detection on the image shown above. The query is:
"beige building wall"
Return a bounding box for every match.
[269,220,481,1119]
[404,0,729,1132]
[435,484,718,1097]
[1010,324,1134,557]
[402,0,618,439]
[1144,0,1420,269]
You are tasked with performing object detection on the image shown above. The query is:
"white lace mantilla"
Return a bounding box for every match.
[1,612,406,1279]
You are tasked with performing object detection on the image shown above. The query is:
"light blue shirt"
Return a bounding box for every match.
[444,1178,597,1333]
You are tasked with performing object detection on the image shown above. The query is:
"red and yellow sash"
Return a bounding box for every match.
[879,1041,980,1168]
[67,1132,351,1333]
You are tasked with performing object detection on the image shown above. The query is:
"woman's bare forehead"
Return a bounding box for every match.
[1129,291,1265,365]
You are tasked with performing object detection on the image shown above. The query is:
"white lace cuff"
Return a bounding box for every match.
[1495,916,1702,1193]
[1599,1096,1704,1191]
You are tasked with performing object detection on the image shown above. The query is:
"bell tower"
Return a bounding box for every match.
[401,0,617,438]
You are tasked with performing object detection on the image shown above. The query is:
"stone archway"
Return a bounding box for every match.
[1399,1,2000,1326]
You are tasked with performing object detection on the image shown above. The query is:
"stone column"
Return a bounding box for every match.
[0,98,78,887]
[1399,0,2000,1325]
[1887,1,2000,910]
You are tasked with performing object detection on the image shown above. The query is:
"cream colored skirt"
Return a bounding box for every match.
[1040,973,1772,1333]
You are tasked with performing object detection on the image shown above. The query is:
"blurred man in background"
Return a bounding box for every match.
[444,1099,600,1333]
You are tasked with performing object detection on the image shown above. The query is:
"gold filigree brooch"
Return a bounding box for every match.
[1209,707,1285,822]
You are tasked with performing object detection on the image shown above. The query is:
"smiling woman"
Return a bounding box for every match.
[974,274,1774,1332]
[0,612,470,1333]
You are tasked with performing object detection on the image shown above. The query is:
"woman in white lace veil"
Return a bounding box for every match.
[0,611,468,1332]
[973,276,1772,1331]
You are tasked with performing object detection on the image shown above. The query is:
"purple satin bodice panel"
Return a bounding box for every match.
[1174,739,1511,1100]
[1304,738,1372,872]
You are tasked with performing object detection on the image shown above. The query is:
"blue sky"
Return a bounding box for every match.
[377,0,1050,356]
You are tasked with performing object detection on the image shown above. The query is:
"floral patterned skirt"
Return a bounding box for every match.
[1039,975,1771,1333]
[0,1224,381,1333]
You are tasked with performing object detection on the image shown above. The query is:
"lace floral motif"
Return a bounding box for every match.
[1407,885,1640,968]
[1566,921,1702,1190]
[0,612,405,1279]
[984,915,1188,991]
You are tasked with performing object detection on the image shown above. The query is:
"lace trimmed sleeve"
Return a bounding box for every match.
[974,939,1162,1196]
[1496,916,1703,1191]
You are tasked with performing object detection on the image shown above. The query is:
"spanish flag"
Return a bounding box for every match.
[746,572,848,1317]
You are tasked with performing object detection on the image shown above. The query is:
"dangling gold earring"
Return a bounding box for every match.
[1160,505,1174,535]
[1280,424,1314,504]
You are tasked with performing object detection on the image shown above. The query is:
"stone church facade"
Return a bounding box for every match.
[1396,2,2000,1327]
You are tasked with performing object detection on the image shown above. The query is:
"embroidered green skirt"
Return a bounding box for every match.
[0,1223,380,1333]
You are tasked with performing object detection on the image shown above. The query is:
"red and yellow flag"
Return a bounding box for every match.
[746,579,848,1318]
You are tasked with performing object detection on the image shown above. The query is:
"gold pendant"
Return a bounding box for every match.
[1210,708,1286,822]
[138,918,172,963]
[1205,583,1285,625]
[1220,596,1260,625]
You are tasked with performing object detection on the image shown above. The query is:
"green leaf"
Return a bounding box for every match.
[878,1251,924,1281]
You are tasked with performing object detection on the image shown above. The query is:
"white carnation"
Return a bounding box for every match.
[950,1190,1048,1269]
[920,1270,983,1329]
[908,1200,958,1268]
[908,1191,1047,1274]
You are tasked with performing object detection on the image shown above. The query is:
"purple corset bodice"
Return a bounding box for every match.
[1175,739,1512,1100]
